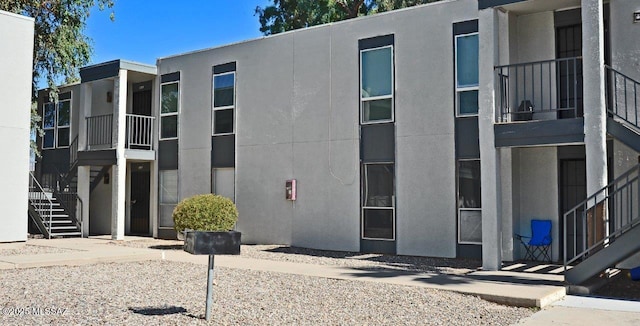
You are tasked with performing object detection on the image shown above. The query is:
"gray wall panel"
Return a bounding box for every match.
[158,140,178,170]
[361,123,395,163]
[211,135,235,167]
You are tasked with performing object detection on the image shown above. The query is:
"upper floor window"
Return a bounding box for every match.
[212,72,235,135]
[42,98,71,149]
[360,45,394,123]
[160,81,179,140]
[455,33,479,116]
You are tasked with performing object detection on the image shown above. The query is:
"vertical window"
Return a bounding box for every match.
[159,170,178,227]
[42,98,71,149]
[43,102,55,149]
[362,164,395,240]
[458,159,482,244]
[455,33,479,116]
[212,72,235,135]
[57,100,70,147]
[160,82,179,139]
[360,46,394,123]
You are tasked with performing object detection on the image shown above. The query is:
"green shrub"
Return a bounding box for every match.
[172,194,238,233]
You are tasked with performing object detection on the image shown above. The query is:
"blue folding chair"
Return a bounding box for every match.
[515,219,552,262]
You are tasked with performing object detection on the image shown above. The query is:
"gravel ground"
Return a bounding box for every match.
[108,239,480,275]
[0,261,533,325]
[0,244,77,256]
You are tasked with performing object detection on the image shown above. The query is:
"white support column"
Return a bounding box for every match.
[77,165,90,237]
[582,0,608,196]
[479,7,502,270]
[78,83,92,151]
[111,69,128,240]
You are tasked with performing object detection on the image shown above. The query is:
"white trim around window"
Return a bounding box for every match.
[360,45,394,124]
[160,81,180,140]
[454,32,479,117]
[212,71,236,136]
[42,97,72,149]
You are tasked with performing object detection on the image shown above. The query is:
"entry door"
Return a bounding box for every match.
[556,24,583,119]
[130,165,150,235]
[560,159,587,259]
[133,90,152,115]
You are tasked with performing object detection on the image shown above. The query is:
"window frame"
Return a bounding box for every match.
[361,162,396,241]
[56,99,71,148]
[454,32,480,117]
[457,158,482,245]
[159,169,179,228]
[360,45,394,125]
[212,71,236,136]
[42,98,72,149]
[160,81,180,141]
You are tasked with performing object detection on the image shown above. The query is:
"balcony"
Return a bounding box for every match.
[79,113,155,164]
[85,113,155,150]
[495,57,583,123]
[493,57,585,147]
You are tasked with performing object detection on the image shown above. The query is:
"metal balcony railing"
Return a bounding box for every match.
[606,65,640,131]
[85,113,155,151]
[495,57,583,123]
[126,114,155,150]
[86,114,113,149]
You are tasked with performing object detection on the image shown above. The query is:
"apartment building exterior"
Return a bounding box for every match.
[32,0,640,282]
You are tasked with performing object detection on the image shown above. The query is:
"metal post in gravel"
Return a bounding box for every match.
[206,254,215,321]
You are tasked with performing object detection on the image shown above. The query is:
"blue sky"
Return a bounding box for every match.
[86,1,272,65]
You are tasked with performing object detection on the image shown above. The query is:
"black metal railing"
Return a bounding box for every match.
[606,65,640,130]
[69,135,78,168]
[495,57,583,122]
[28,172,54,239]
[563,163,640,271]
[86,114,113,149]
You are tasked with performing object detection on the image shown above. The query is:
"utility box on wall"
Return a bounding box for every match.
[286,179,296,201]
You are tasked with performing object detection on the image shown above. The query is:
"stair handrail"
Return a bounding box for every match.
[605,65,640,130]
[50,165,83,234]
[28,172,53,239]
[563,163,640,273]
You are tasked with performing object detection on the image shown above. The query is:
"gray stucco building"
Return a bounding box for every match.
[1,10,33,243]
[32,0,640,284]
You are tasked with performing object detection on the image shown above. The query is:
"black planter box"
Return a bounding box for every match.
[183,231,241,255]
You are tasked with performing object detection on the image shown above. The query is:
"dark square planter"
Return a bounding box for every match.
[183,231,241,255]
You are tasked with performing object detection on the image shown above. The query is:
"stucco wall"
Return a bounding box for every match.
[89,166,112,235]
[157,0,477,255]
[516,147,559,261]
[0,11,33,242]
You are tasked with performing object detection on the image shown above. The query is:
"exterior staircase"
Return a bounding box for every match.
[28,173,82,238]
[563,66,640,285]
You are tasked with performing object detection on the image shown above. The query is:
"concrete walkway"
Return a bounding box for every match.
[517,296,640,325]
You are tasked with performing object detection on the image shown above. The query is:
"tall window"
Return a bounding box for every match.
[160,82,179,140]
[360,46,394,123]
[159,170,178,227]
[42,98,71,149]
[455,33,479,116]
[212,72,235,135]
[362,163,395,240]
[458,159,481,244]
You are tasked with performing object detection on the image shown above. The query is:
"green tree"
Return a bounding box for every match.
[255,0,441,35]
[0,0,114,154]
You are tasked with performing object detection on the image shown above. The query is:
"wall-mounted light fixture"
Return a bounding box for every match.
[104,172,110,184]
[107,91,113,103]
[635,11,640,23]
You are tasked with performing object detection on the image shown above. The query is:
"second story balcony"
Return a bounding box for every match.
[495,57,583,123]
[85,113,155,151]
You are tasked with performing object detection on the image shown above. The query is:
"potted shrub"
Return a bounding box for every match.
[173,193,241,255]
[173,194,241,321]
